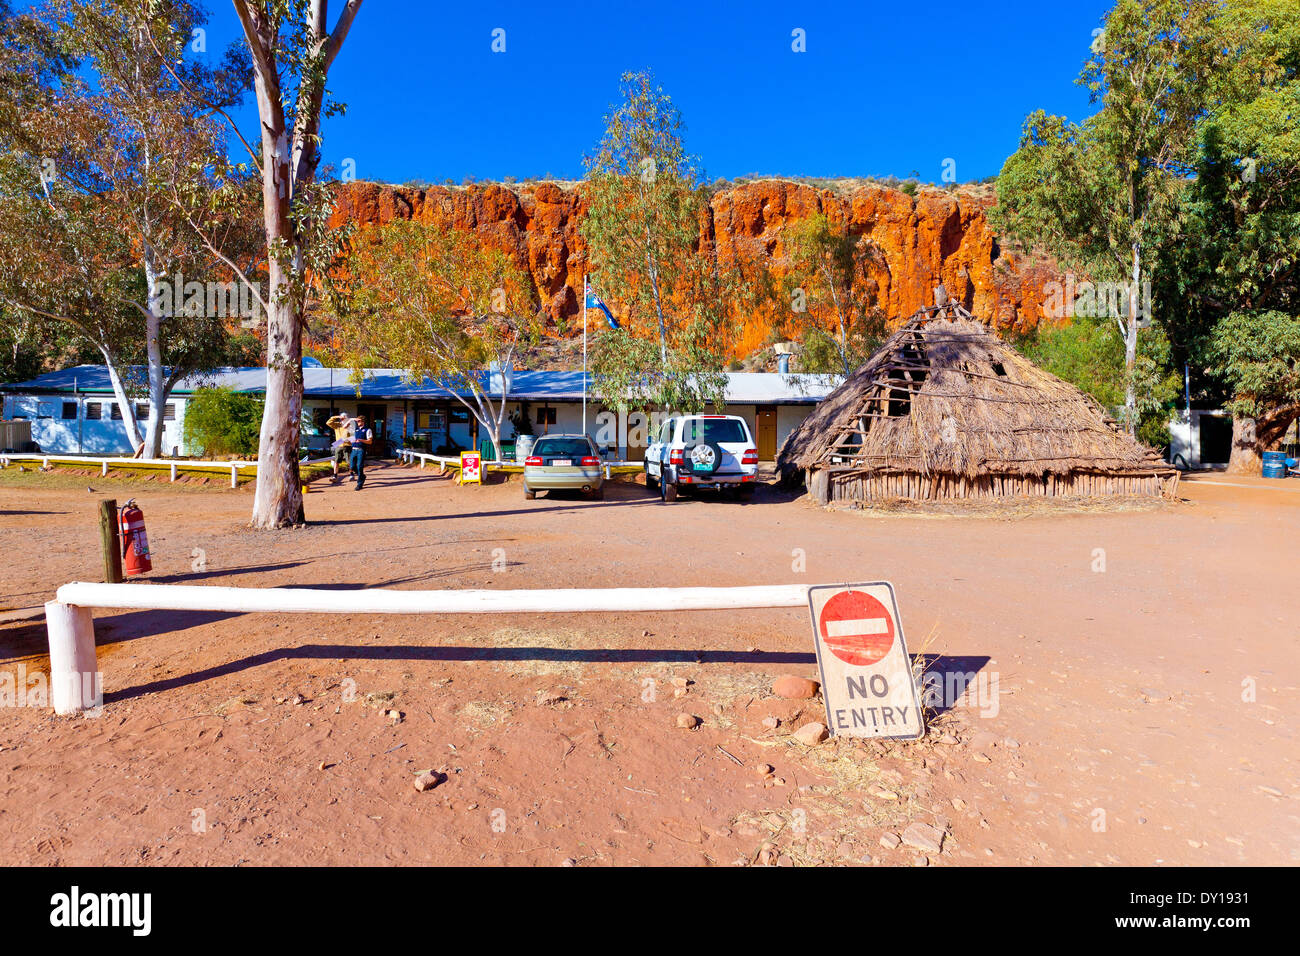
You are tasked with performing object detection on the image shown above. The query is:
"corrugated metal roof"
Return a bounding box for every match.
[3,365,842,404]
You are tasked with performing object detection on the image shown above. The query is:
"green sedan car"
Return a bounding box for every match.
[523,434,605,500]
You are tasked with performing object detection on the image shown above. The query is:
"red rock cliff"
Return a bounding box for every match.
[331,178,1057,358]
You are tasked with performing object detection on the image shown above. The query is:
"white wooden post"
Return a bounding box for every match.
[170,463,177,482]
[101,460,108,476]
[44,601,99,716]
[230,465,238,489]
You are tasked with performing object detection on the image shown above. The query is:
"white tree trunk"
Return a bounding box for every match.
[1123,243,1140,437]
[248,64,303,528]
[251,262,305,527]
[141,258,168,458]
[101,354,143,454]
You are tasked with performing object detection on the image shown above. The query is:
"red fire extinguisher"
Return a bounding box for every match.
[119,498,152,577]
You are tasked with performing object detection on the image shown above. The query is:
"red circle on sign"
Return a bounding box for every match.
[818,590,895,666]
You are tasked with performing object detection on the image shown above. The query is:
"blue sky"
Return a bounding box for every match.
[199,0,1111,185]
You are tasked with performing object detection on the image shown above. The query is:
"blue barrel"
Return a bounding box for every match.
[1287,457,1299,469]
[1262,462,1287,479]
[1262,451,1286,466]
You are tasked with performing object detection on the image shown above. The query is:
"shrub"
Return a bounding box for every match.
[182,386,263,458]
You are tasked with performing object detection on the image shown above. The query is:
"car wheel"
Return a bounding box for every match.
[524,488,536,500]
[589,486,605,500]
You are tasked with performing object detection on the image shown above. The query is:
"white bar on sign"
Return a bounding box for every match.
[825,617,889,638]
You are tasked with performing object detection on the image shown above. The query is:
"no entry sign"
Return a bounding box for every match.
[807,582,923,740]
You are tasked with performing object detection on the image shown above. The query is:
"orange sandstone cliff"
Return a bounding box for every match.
[330,178,1058,359]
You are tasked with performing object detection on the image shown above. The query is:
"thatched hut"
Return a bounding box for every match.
[778,304,1179,503]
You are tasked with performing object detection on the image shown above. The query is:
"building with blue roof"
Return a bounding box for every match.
[1,365,841,460]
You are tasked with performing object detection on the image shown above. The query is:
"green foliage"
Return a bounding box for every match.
[580,71,756,411]
[1136,0,1300,457]
[780,212,884,374]
[331,219,539,457]
[1210,311,1300,418]
[1019,315,1180,447]
[795,315,886,375]
[991,0,1228,431]
[181,386,263,458]
[590,324,727,414]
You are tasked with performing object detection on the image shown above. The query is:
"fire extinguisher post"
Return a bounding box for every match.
[118,498,153,577]
[98,498,123,584]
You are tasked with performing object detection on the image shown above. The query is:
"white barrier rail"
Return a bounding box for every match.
[397,448,638,476]
[1,453,258,488]
[44,582,812,714]
[1,453,332,488]
[398,449,497,470]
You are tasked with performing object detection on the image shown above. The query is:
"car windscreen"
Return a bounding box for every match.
[681,419,747,444]
[533,438,592,459]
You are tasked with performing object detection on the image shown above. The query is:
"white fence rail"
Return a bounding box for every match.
[397,448,637,476]
[44,582,813,714]
[1,453,331,488]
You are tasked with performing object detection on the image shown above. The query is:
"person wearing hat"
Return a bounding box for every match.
[326,412,355,484]
[350,414,373,491]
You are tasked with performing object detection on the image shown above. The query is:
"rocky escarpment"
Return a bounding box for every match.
[331,178,1058,359]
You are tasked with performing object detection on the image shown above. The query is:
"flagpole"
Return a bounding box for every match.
[582,273,588,437]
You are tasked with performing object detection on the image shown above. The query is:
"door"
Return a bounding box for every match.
[756,406,778,461]
[357,404,388,453]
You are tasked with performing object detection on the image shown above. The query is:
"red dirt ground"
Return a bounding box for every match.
[0,462,1295,866]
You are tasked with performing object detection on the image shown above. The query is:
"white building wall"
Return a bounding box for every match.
[2,393,188,456]
[777,405,815,451]
[1168,410,1231,468]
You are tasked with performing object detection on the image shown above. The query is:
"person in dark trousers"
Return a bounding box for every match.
[349,414,373,490]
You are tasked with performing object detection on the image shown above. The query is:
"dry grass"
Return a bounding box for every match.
[457,699,514,730]
[477,626,594,678]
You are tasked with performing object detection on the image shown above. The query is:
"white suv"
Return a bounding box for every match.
[644,414,759,502]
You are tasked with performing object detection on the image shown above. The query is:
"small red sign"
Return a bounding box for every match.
[817,589,895,667]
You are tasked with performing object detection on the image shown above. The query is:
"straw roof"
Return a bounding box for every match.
[778,304,1174,482]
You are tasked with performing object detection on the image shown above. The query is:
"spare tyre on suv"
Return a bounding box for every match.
[644,414,759,502]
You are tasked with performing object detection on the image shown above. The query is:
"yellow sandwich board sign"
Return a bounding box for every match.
[807,582,924,740]
[459,450,482,485]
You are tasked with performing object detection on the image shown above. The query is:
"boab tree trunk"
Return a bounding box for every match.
[1226,405,1300,474]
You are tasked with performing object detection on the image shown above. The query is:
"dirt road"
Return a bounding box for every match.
[0,463,1295,865]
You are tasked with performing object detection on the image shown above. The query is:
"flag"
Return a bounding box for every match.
[584,283,620,330]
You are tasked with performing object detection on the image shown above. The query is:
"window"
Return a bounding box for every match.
[536,406,557,426]
[110,404,123,420]
[658,419,675,444]
[681,418,748,444]
[163,403,176,421]
[533,437,594,459]
[416,410,446,432]
[61,402,77,420]
[134,402,149,419]
[85,402,102,421]
[449,407,469,424]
